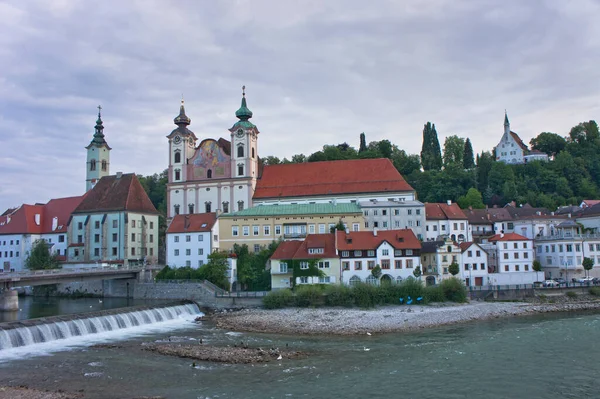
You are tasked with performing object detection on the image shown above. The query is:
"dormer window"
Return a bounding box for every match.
[308,248,324,255]
[90,159,96,171]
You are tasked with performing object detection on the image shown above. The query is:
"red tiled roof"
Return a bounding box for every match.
[295,234,337,259]
[425,203,467,220]
[582,200,600,207]
[270,240,303,260]
[488,233,530,242]
[0,195,84,235]
[167,213,217,234]
[336,229,421,251]
[73,173,158,214]
[509,131,528,151]
[459,242,474,252]
[254,158,414,199]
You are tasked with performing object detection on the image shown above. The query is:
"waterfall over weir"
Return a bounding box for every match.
[0,303,202,350]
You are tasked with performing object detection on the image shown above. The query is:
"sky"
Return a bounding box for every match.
[1,0,599,212]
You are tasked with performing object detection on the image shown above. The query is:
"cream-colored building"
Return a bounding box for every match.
[218,203,364,252]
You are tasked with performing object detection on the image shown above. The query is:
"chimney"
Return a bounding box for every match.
[34,214,41,225]
[116,172,123,179]
[447,200,451,206]
[500,233,504,238]
[373,228,378,236]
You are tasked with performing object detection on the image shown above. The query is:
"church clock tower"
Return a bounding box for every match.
[85,106,111,192]
[229,86,259,181]
[167,99,198,185]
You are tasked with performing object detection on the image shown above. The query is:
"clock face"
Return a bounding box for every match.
[236,129,244,138]
[173,135,182,144]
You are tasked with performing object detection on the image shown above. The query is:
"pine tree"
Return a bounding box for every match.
[463,138,475,169]
[429,123,442,171]
[359,132,367,153]
[421,122,442,171]
[25,239,61,270]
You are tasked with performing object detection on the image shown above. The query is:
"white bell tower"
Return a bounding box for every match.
[85,105,111,191]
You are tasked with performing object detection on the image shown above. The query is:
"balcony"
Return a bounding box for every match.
[283,233,307,239]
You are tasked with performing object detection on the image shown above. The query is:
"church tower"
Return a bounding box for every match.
[85,106,111,191]
[229,86,259,182]
[167,99,198,185]
[504,110,510,136]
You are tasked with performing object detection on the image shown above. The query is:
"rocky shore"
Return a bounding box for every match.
[0,386,83,399]
[209,298,600,335]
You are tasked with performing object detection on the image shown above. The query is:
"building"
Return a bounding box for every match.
[494,112,548,164]
[67,173,159,267]
[269,234,340,289]
[166,213,218,268]
[425,201,469,242]
[483,233,542,285]
[359,199,425,240]
[253,158,416,206]
[217,203,364,252]
[459,242,489,287]
[534,220,600,280]
[336,229,421,285]
[465,207,514,242]
[166,92,259,219]
[420,238,462,286]
[86,106,111,191]
[0,196,84,272]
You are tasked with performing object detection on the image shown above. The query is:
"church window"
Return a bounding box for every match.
[207,169,212,178]
[238,201,244,211]
[222,202,229,213]
[188,204,194,214]
[252,148,255,158]
[101,160,107,171]
[174,205,180,215]
[205,202,212,213]
[238,164,244,176]
[175,169,181,180]
[174,151,181,163]
[90,159,96,171]
[237,145,244,158]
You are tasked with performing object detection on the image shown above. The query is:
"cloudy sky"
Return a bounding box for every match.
[1,0,599,211]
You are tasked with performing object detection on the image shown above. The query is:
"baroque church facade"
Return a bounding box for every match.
[166,90,259,219]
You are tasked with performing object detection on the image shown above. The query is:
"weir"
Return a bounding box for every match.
[0,301,202,350]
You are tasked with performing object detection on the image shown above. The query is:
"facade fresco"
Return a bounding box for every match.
[188,139,231,180]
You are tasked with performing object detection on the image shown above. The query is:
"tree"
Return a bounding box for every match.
[262,156,281,165]
[291,154,306,163]
[377,140,393,159]
[420,122,442,171]
[463,138,475,169]
[202,252,231,290]
[448,262,459,276]
[371,265,382,279]
[583,257,594,278]
[330,220,346,233]
[443,135,465,169]
[413,266,422,279]
[457,188,485,209]
[533,260,542,272]
[25,239,61,270]
[359,132,367,153]
[529,132,566,156]
[476,151,494,193]
[568,121,599,145]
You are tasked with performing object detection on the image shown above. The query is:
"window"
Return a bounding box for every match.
[381,259,390,269]
[503,253,508,259]
[319,276,331,283]
[353,223,359,232]
[95,221,100,229]
[525,264,529,271]
[309,248,324,254]
[476,250,481,257]
[515,265,520,271]
[405,249,413,256]
[382,221,388,228]
[374,222,379,228]
[394,209,400,216]
[150,234,154,243]
[354,250,362,257]
[354,261,362,270]
[198,248,204,255]
[480,263,485,270]
[395,260,402,269]
[94,234,100,243]
[77,235,83,244]
[252,148,255,158]
[342,261,350,270]
[364,210,369,216]
[514,253,519,259]
[253,225,259,236]
[174,151,181,163]
[198,260,204,267]
[318,261,330,269]
[513,243,518,249]
[367,250,375,257]
[254,244,260,253]
[464,263,470,271]
[395,221,400,228]
[174,249,179,256]
[368,260,375,270]
[131,233,136,242]
[300,262,309,270]
[185,260,191,267]
[59,235,65,243]
[365,222,370,228]
[174,236,180,243]
[101,160,107,171]
[382,249,389,256]
[408,209,412,215]
[232,226,239,236]
[189,204,194,214]
[175,169,181,180]
[78,222,83,230]
[503,243,508,249]
[238,164,244,176]
[441,225,446,231]
[416,209,421,215]
[90,159,96,171]
[406,259,413,268]
[207,169,212,178]
[243,226,250,236]
[442,255,448,262]
[382,210,387,216]
[264,225,270,236]
[504,265,509,272]
[566,244,573,252]
[394,249,402,256]
[468,251,472,257]
[299,276,309,284]
[131,247,136,256]
[94,248,100,256]
[453,223,458,230]
[319,224,326,234]
[374,210,378,216]
[523,252,528,259]
[113,220,118,228]
[174,205,180,215]
[341,251,349,257]
[198,235,203,242]
[223,202,229,213]
[279,262,288,273]
[205,202,211,213]
[237,145,244,158]
[238,201,244,211]
[275,225,281,235]
[112,247,117,256]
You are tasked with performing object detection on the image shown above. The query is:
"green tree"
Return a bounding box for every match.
[533,260,542,272]
[359,132,367,153]
[476,151,494,193]
[529,132,566,156]
[25,239,61,270]
[463,138,475,169]
[568,121,599,145]
[457,188,485,209]
[330,220,346,233]
[377,140,393,159]
[291,154,306,163]
[448,262,459,276]
[371,265,382,279]
[420,122,442,171]
[583,257,594,278]
[443,135,465,169]
[413,266,422,279]
[202,252,231,290]
[263,156,281,165]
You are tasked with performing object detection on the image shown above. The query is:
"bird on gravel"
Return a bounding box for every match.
[277,355,282,360]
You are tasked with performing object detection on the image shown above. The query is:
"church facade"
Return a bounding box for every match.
[495,112,548,164]
[166,91,259,220]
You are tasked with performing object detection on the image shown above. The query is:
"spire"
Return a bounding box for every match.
[504,110,509,126]
[235,85,253,121]
[90,105,108,145]
[174,97,191,126]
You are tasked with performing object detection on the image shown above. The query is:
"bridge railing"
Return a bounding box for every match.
[0,265,145,279]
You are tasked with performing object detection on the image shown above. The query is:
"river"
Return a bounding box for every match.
[1,298,600,398]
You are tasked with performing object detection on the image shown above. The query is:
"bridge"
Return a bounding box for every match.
[0,266,156,311]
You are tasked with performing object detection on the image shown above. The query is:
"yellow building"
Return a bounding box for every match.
[217,203,364,252]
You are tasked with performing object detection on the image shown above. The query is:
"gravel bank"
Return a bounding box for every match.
[0,386,82,399]
[210,300,600,335]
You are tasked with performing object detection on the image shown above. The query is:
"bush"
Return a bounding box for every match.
[565,291,578,299]
[397,277,424,303]
[423,285,445,303]
[439,278,468,303]
[294,285,324,307]
[589,286,600,296]
[352,283,379,308]
[324,285,354,307]
[263,289,294,309]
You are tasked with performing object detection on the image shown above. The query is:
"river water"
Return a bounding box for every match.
[1,299,600,398]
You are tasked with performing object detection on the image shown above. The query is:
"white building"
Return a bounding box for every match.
[425,201,470,242]
[166,213,218,268]
[337,229,422,285]
[495,112,548,164]
[420,238,462,286]
[459,242,489,287]
[484,233,542,285]
[85,107,111,191]
[360,199,425,240]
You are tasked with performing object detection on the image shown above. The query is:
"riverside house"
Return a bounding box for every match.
[166,213,219,268]
[481,233,542,285]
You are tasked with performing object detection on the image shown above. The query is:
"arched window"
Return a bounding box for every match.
[205,202,211,213]
[349,276,361,286]
[175,169,181,180]
[237,145,244,158]
[451,234,456,242]
[237,201,244,211]
[252,148,255,158]
[222,202,229,213]
[174,151,181,163]
[366,275,378,285]
[238,164,244,176]
[90,159,96,171]
[101,160,107,171]
[458,234,465,242]
[207,169,212,178]
[188,204,194,214]
[174,205,180,215]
